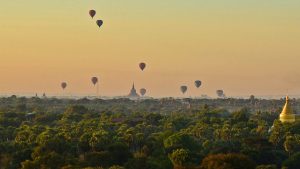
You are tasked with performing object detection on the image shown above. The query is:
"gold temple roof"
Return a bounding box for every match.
[281,96,294,115]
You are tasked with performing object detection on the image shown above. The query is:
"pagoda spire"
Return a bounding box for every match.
[128,82,140,98]
[281,96,294,115]
[279,96,296,123]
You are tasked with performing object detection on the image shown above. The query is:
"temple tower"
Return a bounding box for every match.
[128,83,140,98]
[279,96,296,123]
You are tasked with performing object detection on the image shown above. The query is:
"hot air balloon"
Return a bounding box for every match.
[96,20,103,28]
[216,90,224,97]
[140,88,147,96]
[139,62,146,71]
[91,77,99,96]
[180,86,188,94]
[61,82,67,90]
[195,80,202,88]
[89,10,96,18]
[91,77,98,86]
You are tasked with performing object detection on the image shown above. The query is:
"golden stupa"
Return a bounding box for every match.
[279,96,296,123]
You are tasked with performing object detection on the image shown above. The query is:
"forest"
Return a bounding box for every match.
[1,96,300,169]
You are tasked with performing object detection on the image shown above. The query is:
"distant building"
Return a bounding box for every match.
[128,83,140,98]
[279,96,299,123]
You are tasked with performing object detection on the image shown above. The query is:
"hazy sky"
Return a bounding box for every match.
[0,0,300,97]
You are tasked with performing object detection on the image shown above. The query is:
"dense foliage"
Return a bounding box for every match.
[0,96,300,169]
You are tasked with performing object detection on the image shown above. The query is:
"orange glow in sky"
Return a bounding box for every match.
[0,1,300,97]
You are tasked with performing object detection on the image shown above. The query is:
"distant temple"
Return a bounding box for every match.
[279,96,299,123]
[128,83,140,98]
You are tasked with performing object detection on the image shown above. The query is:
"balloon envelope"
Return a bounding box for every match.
[140,88,147,96]
[96,20,103,28]
[139,62,146,71]
[195,80,202,88]
[91,77,98,85]
[61,82,67,90]
[180,86,188,94]
[89,10,96,18]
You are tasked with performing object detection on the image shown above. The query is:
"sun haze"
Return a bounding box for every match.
[0,0,300,97]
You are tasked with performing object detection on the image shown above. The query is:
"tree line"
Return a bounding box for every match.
[0,96,300,169]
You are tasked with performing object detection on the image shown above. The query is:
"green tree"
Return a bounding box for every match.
[85,151,113,168]
[200,153,256,169]
[169,149,189,168]
[108,142,131,165]
[62,105,88,122]
[109,165,125,169]
[89,130,110,151]
[164,133,200,153]
[269,120,285,148]
[231,108,250,123]
[284,134,300,156]
[282,152,300,169]
[255,165,277,169]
